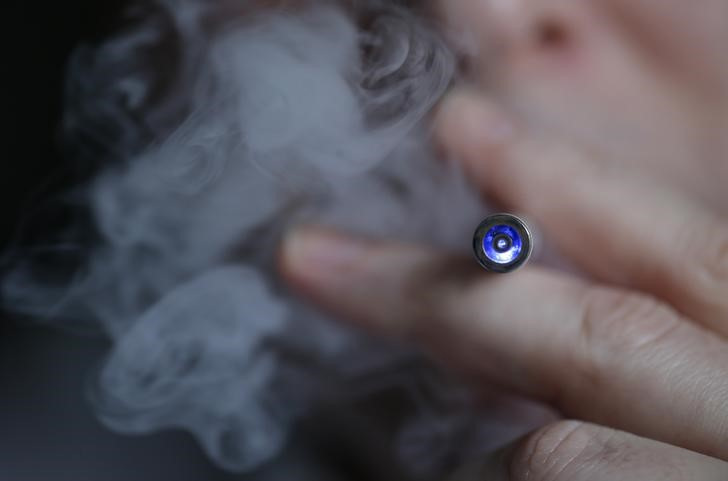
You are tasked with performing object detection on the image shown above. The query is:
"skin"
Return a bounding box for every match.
[280,0,728,479]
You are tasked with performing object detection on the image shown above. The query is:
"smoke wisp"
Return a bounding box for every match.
[1,1,544,476]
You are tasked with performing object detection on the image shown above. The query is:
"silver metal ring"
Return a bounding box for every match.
[473,213,533,273]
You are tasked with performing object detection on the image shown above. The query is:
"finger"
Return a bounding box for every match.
[435,90,728,335]
[279,227,728,460]
[450,420,728,481]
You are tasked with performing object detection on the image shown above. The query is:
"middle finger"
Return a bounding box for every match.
[280,227,728,459]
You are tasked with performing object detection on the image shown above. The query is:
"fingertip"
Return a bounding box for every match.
[434,89,516,191]
[279,227,441,335]
[435,90,515,152]
[278,226,370,292]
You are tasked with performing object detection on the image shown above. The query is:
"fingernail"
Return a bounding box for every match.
[281,227,370,283]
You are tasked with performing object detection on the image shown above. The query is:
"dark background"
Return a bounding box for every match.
[0,2,322,480]
[1,2,410,479]
[0,2,241,480]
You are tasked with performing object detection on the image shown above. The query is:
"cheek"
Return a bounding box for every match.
[605,0,728,92]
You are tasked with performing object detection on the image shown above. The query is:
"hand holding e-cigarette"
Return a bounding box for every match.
[280,0,728,478]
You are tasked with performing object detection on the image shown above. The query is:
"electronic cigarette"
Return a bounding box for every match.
[473,214,533,273]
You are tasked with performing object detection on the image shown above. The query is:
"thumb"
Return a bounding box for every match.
[448,421,728,481]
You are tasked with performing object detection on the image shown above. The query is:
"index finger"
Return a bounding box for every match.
[280,227,728,460]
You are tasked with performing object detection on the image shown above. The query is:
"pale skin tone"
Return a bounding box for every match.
[280,0,728,479]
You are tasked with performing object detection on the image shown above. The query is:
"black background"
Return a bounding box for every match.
[0,2,401,480]
[1,2,275,480]
[0,2,242,480]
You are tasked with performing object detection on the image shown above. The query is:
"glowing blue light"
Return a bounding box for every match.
[482,224,523,264]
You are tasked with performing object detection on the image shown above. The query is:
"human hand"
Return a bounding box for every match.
[279,1,728,479]
[438,0,728,211]
[280,94,728,477]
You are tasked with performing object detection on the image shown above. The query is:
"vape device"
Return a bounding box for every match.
[473,214,533,273]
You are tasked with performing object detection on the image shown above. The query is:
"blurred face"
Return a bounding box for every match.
[437,0,728,209]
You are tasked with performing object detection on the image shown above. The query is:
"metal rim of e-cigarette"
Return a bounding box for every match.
[472,213,534,273]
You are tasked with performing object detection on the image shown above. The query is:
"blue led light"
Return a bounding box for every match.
[482,224,523,265]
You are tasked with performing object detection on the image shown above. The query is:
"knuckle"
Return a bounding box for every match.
[575,287,682,387]
[708,227,728,279]
[580,287,680,347]
[716,232,728,279]
[510,422,690,481]
[684,220,728,282]
[509,421,604,481]
[698,225,728,311]
[675,219,728,317]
